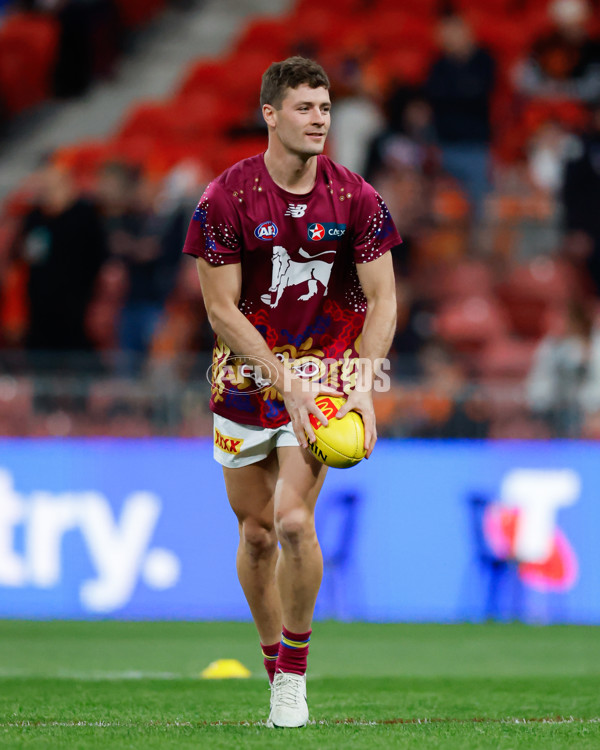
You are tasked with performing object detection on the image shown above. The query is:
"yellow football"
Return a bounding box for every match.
[306,395,366,469]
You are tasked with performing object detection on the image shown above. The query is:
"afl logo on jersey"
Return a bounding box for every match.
[254,221,279,241]
[308,223,326,241]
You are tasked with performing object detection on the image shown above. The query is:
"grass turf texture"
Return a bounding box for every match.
[0,621,598,748]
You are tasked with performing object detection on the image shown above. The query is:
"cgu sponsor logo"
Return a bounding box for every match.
[254,221,279,241]
[214,428,244,454]
[483,469,580,592]
[0,469,180,613]
[308,222,346,241]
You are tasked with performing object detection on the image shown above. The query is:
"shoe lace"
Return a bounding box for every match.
[275,674,304,708]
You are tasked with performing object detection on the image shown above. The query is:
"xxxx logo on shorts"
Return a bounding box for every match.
[214,428,244,454]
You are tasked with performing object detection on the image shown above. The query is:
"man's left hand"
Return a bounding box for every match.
[335,390,377,458]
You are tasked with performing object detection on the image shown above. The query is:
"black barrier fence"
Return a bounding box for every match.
[0,350,596,439]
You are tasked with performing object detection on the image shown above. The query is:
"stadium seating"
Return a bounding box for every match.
[115,0,166,30]
[435,296,509,354]
[475,336,538,381]
[2,0,600,439]
[495,258,575,339]
[232,16,292,60]
[0,12,59,114]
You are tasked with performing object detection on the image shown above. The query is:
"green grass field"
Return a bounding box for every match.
[0,620,598,748]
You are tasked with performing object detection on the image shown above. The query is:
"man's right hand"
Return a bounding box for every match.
[282,376,343,449]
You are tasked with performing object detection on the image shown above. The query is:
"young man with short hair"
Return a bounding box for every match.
[183,56,400,728]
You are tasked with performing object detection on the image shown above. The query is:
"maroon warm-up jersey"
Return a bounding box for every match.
[183,153,401,428]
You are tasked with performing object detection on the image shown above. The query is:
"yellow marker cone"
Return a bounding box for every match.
[200,659,251,679]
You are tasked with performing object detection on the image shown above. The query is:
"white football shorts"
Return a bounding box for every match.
[213,413,300,468]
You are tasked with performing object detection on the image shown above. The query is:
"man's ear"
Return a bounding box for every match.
[262,103,277,128]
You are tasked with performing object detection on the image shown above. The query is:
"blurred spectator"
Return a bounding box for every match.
[15,161,107,353]
[526,299,600,436]
[365,89,437,276]
[425,13,496,219]
[97,161,185,374]
[527,119,579,194]
[408,342,491,438]
[364,87,436,184]
[17,0,122,98]
[53,0,121,98]
[327,58,384,176]
[391,278,434,372]
[515,0,600,102]
[561,100,600,294]
[0,91,8,139]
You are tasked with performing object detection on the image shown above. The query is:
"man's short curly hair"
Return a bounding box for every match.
[260,56,330,110]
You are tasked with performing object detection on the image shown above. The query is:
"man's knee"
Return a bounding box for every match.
[275,506,315,548]
[241,517,278,561]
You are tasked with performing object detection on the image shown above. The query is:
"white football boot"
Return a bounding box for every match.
[267,671,308,728]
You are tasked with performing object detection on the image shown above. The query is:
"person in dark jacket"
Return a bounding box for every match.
[561,101,600,294]
[18,162,107,353]
[425,14,496,220]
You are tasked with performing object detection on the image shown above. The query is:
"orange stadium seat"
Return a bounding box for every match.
[52,140,115,185]
[495,258,576,339]
[143,137,220,179]
[109,133,161,168]
[0,13,59,113]
[370,46,436,87]
[475,336,537,381]
[178,58,229,99]
[117,101,181,142]
[287,6,342,50]
[361,11,435,54]
[218,49,282,110]
[466,11,535,65]
[210,136,268,176]
[373,0,438,15]
[171,91,241,137]
[293,0,366,15]
[114,0,166,29]
[0,260,28,346]
[0,215,18,265]
[521,99,590,139]
[232,17,293,59]
[435,295,509,353]
[433,261,496,303]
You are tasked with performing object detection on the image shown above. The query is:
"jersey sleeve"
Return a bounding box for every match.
[352,181,402,264]
[182,181,241,265]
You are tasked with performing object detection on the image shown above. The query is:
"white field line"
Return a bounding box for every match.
[0,669,189,680]
[1,718,599,728]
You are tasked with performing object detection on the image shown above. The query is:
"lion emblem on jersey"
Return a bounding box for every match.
[261,246,335,308]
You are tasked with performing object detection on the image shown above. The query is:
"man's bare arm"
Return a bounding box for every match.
[336,252,397,456]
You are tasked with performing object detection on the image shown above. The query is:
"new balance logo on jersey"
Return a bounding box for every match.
[285,204,308,218]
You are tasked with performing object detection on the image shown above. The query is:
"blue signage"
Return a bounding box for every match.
[0,440,598,622]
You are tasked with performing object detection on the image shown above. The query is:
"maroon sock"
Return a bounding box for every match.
[276,627,311,676]
[261,641,279,683]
